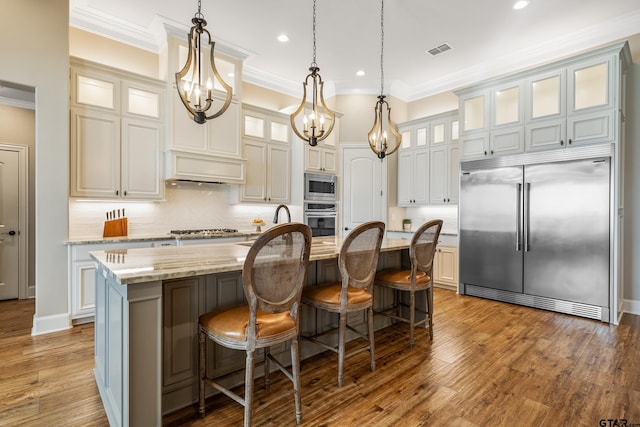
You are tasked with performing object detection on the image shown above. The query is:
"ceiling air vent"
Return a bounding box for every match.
[427,43,453,56]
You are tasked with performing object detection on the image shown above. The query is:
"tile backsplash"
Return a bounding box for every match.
[68,183,303,239]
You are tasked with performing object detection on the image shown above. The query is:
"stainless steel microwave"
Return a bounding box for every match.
[304,172,337,201]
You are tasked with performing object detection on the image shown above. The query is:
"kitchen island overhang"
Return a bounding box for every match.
[90,236,412,427]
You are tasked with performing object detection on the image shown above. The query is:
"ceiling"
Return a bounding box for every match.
[4,0,640,108]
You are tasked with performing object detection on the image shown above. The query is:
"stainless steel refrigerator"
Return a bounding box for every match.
[459,149,611,322]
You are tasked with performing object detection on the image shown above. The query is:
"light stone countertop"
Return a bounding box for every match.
[66,231,262,245]
[90,236,411,285]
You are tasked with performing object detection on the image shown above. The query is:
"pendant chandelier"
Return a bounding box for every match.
[175,0,233,124]
[367,0,401,159]
[290,0,336,147]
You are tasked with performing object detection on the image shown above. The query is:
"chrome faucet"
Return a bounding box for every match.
[273,204,291,224]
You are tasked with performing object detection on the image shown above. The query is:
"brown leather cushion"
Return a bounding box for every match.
[200,305,295,341]
[303,282,372,306]
[375,268,430,286]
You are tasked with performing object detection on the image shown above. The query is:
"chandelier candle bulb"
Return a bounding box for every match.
[175,0,233,124]
[290,0,336,146]
[367,0,402,159]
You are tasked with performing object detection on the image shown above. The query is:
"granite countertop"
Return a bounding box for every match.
[388,229,458,236]
[66,231,261,245]
[90,236,411,285]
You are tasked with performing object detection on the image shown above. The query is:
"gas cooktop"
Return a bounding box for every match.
[170,228,239,236]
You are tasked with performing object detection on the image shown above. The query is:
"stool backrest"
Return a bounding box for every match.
[339,221,385,291]
[242,223,312,319]
[411,219,443,277]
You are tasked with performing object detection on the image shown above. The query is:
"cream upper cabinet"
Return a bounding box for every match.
[459,84,524,160]
[70,58,165,200]
[525,54,617,152]
[397,121,430,206]
[302,117,339,173]
[398,111,459,207]
[240,105,291,204]
[428,111,460,205]
[458,42,627,160]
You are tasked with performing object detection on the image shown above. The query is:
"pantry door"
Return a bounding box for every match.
[0,145,27,300]
[341,145,387,236]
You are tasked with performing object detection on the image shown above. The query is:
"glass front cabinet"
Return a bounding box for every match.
[457,42,628,160]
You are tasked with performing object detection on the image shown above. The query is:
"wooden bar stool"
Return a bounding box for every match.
[375,219,442,348]
[301,221,385,387]
[198,223,312,426]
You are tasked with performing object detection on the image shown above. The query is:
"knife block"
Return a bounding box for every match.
[103,218,128,238]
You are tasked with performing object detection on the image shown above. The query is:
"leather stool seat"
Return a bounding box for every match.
[302,283,372,306]
[200,306,296,341]
[375,269,430,287]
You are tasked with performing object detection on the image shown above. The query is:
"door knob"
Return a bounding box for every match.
[0,230,17,236]
[344,227,350,231]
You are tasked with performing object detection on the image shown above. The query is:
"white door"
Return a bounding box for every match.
[341,145,387,235]
[0,148,21,299]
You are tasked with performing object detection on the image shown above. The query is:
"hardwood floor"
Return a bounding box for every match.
[2,289,639,426]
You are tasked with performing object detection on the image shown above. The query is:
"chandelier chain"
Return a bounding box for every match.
[380,0,385,96]
[312,0,318,67]
[196,0,203,19]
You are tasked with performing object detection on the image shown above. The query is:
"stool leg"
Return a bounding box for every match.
[198,329,206,417]
[367,306,376,372]
[291,338,302,424]
[244,350,255,427]
[427,285,434,340]
[338,312,346,387]
[409,290,415,348]
[264,346,270,390]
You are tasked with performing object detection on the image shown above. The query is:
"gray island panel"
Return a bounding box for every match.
[91,237,411,426]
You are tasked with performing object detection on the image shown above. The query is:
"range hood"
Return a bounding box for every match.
[165,149,246,184]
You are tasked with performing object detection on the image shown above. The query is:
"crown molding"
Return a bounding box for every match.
[69,2,640,102]
[403,10,640,102]
[0,96,35,110]
[70,1,161,52]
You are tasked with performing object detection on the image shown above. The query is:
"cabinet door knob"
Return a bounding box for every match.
[484,151,487,156]
[443,198,446,202]
[124,190,127,196]
[560,140,564,146]
[490,150,494,155]
[115,190,119,196]
[568,139,572,145]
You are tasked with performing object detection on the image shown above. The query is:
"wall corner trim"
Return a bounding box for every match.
[31,313,72,336]
[623,299,640,316]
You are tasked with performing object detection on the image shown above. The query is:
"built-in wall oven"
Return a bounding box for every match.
[304,172,337,201]
[304,202,337,237]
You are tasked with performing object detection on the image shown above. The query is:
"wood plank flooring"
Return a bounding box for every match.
[2,289,639,426]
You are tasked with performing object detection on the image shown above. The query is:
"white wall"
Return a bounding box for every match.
[0,0,70,333]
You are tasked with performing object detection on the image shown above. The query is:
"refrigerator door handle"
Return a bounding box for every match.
[516,183,522,251]
[524,182,531,252]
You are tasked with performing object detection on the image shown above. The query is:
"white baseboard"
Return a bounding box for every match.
[623,299,640,316]
[31,313,72,336]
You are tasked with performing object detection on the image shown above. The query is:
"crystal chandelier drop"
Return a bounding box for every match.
[367,0,401,159]
[290,0,336,147]
[175,0,233,124]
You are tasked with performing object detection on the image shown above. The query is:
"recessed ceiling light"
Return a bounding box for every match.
[356,70,365,77]
[277,34,289,43]
[513,0,529,10]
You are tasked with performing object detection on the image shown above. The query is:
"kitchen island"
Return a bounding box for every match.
[90,236,411,427]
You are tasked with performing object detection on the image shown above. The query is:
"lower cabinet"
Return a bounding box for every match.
[69,239,176,322]
[433,245,458,290]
